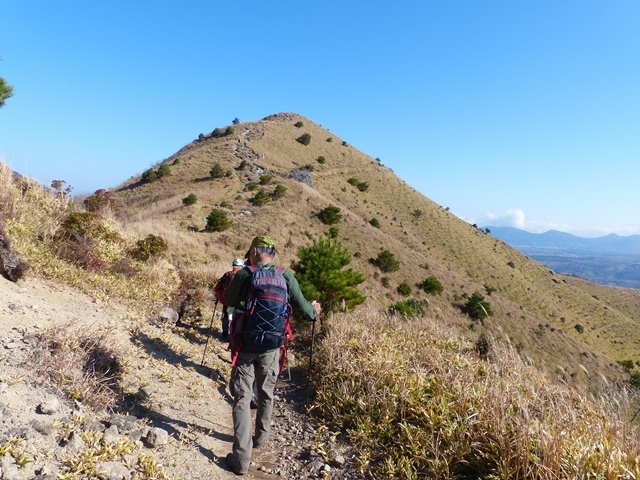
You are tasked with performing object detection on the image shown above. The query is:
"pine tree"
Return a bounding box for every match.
[292,237,365,313]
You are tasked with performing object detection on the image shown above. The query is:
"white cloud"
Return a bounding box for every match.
[483,209,527,229]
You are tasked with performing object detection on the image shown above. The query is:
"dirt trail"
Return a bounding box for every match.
[0,275,336,479]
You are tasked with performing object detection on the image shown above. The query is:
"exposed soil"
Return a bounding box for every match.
[0,276,358,479]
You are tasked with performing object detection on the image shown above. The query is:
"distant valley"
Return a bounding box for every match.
[486,226,640,289]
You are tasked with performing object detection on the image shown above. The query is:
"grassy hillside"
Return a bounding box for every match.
[110,112,640,388]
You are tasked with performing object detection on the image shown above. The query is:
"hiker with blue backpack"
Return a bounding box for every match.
[224,235,321,475]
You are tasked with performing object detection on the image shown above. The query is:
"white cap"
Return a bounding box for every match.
[232,258,244,267]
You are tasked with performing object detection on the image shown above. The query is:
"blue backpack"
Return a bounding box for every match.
[230,265,293,361]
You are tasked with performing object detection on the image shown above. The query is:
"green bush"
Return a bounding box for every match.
[381,276,391,288]
[172,158,181,165]
[397,281,412,296]
[465,292,494,321]
[326,137,333,143]
[389,299,425,318]
[357,181,369,192]
[251,189,271,206]
[141,168,158,183]
[303,164,314,172]
[246,182,259,191]
[421,276,443,295]
[328,227,339,239]
[239,160,248,170]
[412,209,424,219]
[296,133,311,146]
[212,127,223,137]
[182,193,197,206]
[225,170,233,177]
[318,206,342,225]
[259,174,274,185]
[198,133,204,140]
[369,218,380,228]
[132,234,168,261]
[376,249,400,273]
[271,184,287,200]
[347,177,359,186]
[210,163,226,178]
[317,156,326,164]
[225,126,234,136]
[294,121,303,128]
[341,141,348,146]
[232,117,240,125]
[219,201,229,208]
[484,284,497,296]
[618,360,635,371]
[157,163,171,178]
[205,209,231,232]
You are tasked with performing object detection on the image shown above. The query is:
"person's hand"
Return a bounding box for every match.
[311,300,322,318]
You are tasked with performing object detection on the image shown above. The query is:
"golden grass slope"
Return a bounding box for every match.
[109,112,640,386]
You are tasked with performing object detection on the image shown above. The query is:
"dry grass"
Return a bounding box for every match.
[30,321,127,411]
[313,306,640,479]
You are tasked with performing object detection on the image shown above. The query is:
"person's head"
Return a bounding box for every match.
[231,258,244,272]
[245,235,277,265]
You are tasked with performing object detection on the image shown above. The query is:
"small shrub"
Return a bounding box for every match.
[484,284,497,296]
[225,170,233,177]
[318,206,342,225]
[210,163,226,178]
[205,209,231,232]
[421,276,443,295]
[389,299,424,318]
[232,117,240,125]
[296,133,311,146]
[294,121,303,128]
[317,156,326,164]
[465,292,493,321]
[326,137,333,142]
[259,174,274,185]
[376,249,400,273]
[225,126,234,136]
[328,227,339,239]
[212,127,223,137]
[303,164,314,172]
[381,276,390,288]
[369,218,380,228]
[272,184,287,200]
[397,281,412,296]
[476,333,491,360]
[247,181,259,191]
[219,201,229,208]
[630,371,640,389]
[172,157,181,165]
[347,177,359,186]
[341,141,347,146]
[575,324,585,334]
[412,209,424,219]
[618,360,635,371]
[507,261,516,269]
[141,168,158,183]
[198,133,204,140]
[251,189,271,207]
[132,234,168,261]
[357,181,369,192]
[239,160,248,170]
[83,189,115,213]
[182,193,197,206]
[157,163,171,178]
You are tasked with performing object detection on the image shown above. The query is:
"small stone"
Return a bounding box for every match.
[31,418,53,435]
[96,461,131,480]
[66,431,86,452]
[109,414,138,433]
[103,425,119,443]
[38,397,60,414]
[145,427,169,448]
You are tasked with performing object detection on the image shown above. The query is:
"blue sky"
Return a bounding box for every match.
[1,1,639,237]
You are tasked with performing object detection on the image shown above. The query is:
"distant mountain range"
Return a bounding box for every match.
[486,226,640,289]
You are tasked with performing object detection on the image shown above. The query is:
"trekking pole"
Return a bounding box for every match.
[201,300,218,366]
[306,319,317,404]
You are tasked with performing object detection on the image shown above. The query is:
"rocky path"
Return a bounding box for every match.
[0,276,357,479]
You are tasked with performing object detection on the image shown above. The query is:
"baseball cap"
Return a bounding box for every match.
[245,235,277,259]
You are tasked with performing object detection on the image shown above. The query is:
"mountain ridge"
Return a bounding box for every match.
[105,112,640,388]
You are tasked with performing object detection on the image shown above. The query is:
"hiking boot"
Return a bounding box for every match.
[250,392,258,409]
[253,432,270,449]
[225,453,249,475]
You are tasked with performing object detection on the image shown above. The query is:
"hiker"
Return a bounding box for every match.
[224,235,321,475]
[214,258,245,338]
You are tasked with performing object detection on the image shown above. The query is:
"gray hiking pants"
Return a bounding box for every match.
[230,348,280,461]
